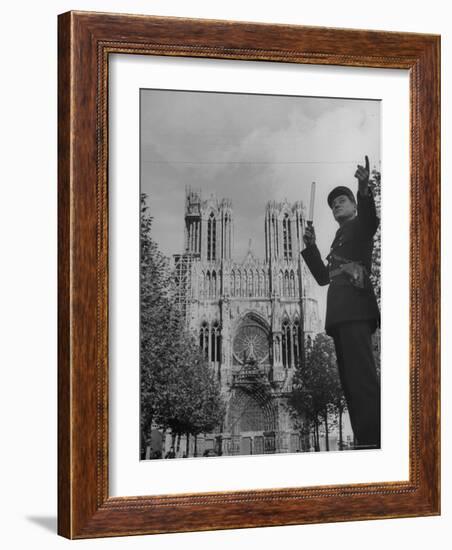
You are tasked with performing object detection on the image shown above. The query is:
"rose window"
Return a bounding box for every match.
[233,321,269,364]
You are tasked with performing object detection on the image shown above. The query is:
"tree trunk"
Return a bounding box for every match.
[176,433,181,453]
[314,420,320,451]
[185,433,190,457]
[141,414,153,459]
[145,445,151,460]
[140,429,147,460]
[194,434,198,457]
[161,428,167,456]
[324,410,329,451]
[338,407,343,451]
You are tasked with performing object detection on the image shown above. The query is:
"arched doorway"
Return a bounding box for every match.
[226,387,278,455]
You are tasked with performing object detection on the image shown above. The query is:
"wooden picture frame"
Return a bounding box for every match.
[58,11,440,539]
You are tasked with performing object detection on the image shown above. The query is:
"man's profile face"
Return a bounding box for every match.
[331,194,357,223]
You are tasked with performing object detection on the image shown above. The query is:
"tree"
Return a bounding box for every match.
[140,193,174,454]
[153,325,225,449]
[328,361,348,451]
[184,357,226,456]
[140,193,225,457]
[288,333,347,451]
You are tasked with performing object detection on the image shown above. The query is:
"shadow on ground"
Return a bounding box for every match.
[26,516,57,534]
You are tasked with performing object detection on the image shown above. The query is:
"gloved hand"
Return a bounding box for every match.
[303,223,316,247]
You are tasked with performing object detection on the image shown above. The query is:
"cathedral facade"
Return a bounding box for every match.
[173,189,322,456]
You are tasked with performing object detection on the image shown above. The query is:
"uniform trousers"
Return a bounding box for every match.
[330,320,381,449]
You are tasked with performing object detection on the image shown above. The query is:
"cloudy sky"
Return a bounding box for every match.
[141,89,380,318]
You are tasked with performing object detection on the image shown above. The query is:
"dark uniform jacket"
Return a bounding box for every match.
[301,189,380,336]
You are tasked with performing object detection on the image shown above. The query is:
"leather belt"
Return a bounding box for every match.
[329,267,344,279]
[329,261,369,288]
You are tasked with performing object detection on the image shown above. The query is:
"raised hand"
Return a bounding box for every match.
[303,222,316,248]
[354,155,370,195]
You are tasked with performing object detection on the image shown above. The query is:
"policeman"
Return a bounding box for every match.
[301,156,381,450]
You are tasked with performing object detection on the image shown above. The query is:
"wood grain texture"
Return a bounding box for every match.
[57,11,440,539]
[57,10,72,539]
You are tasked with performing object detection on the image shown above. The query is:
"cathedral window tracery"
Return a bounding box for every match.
[211,321,221,362]
[206,271,211,298]
[207,212,216,261]
[212,270,217,298]
[271,214,278,257]
[233,315,269,364]
[199,321,221,363]
[293,319,301,366]
[290,270,295,297]
[283,213,292,260]
[282,319,292,367]
[284,271,289,297]
[201,271,206,297]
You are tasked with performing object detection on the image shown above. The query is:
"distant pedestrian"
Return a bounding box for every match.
[165,447,176,459]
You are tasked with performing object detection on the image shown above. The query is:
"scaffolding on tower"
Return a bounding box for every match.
[173,252,196,322]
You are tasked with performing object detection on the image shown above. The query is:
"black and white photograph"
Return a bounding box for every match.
[139,88,382,460]
[2,0,445,546]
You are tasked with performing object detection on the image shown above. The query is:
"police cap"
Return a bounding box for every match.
[327,186,356,208]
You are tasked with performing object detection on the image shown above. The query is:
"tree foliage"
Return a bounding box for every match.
[140,193,225,456]
[369,169,381,378]
[153,328,225,438]
[140,193,173,446]
[369,169,381,308]
[287,333,347,451]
